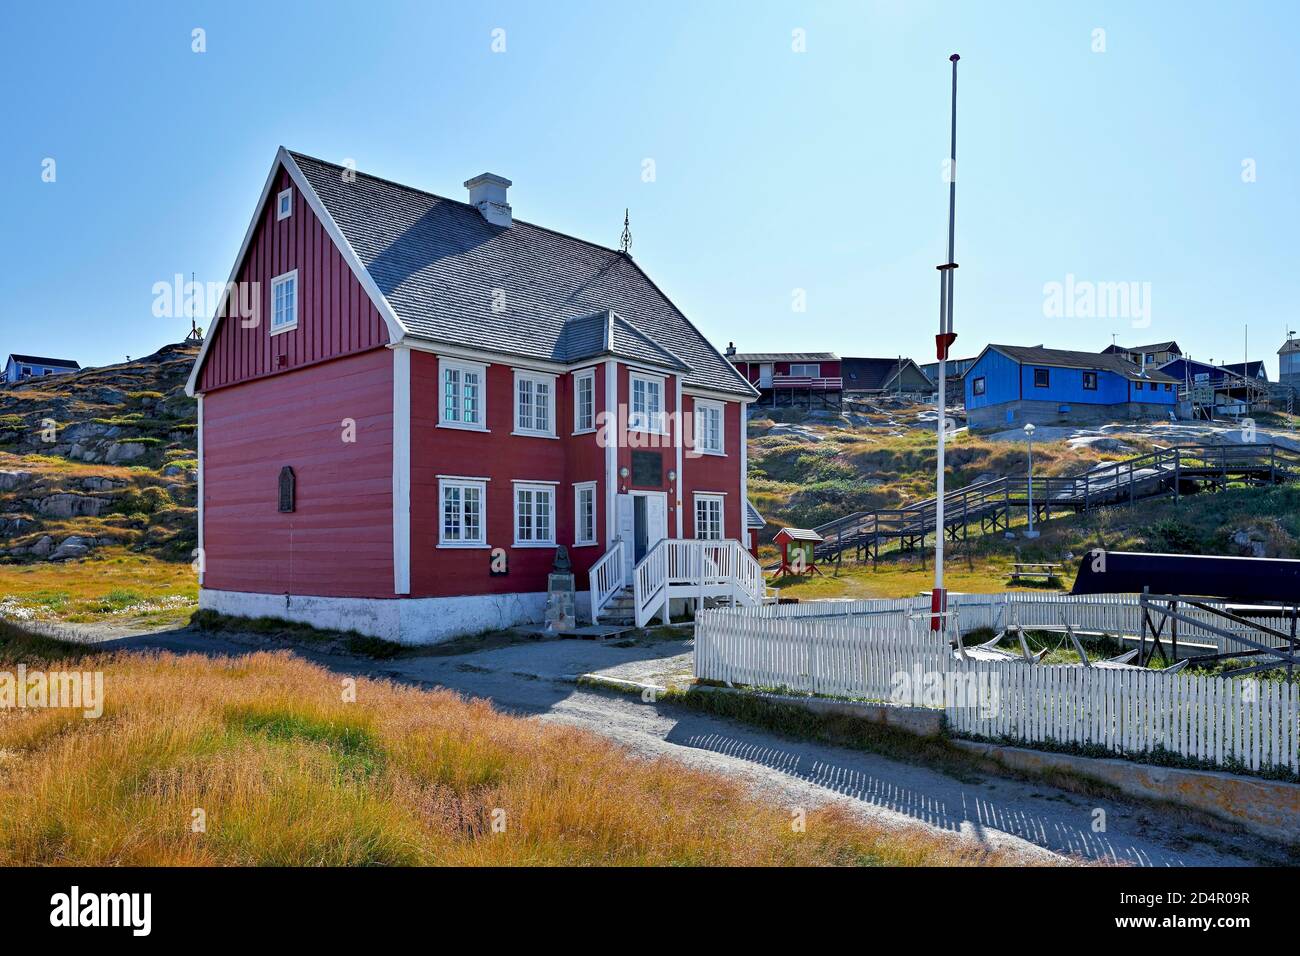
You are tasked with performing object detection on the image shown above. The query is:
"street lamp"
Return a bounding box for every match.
[1023,422,1039,539]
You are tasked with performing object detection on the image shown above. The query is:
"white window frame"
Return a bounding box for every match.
[513,370,557,438]
[277,187,293,221]
[693,398,725,456]
[693,493,725,540]
[270,269,298,335]
[573,481,598,546]
[629,371,666,434]
[573,368,597,434]
[513,481,557,547]
[789,363,820,377]
[439,358,488,431]
[437,477,488,549]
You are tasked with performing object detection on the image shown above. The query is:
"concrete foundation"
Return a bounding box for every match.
[199,587,593,644]
[968,399,1176,431]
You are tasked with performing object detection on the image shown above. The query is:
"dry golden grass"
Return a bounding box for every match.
[0,635,1033,867]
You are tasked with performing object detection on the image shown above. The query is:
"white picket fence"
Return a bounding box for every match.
[696,604,1300,775]
[740,591,1273,656]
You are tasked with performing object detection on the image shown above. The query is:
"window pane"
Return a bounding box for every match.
[536,382,550,431]
[518,380,533,430]
[445,369,460,421]
[463,371,478,423]
[443,487,461,540]
[464,487,480,541]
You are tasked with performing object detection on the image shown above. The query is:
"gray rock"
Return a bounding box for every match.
[1231,529,1267,558]
[105,441,147,463]
[30,535,55,557]
[162,464,184,477]
[0,516,36,537]
[49,535,92,561]
[0,470,33,491]
[60,422,112,442]
[37,493,108,518]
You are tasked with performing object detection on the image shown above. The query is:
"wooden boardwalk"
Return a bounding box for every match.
[814,443,1299,565]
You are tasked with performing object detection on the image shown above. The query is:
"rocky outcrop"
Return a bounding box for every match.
[0,341,199,564]
[31,493,111,518]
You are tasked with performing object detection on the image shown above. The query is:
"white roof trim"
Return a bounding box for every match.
[186,146,409,396]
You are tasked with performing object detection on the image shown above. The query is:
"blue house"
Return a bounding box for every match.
[964,344,1179,430]
[3,354,81,384]
[1160,357,1268,387]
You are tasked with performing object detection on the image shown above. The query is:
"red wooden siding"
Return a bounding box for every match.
[202,349,394,597]
[614,365,681,527]
[198,166,391,393]
[408,354,607,598]
[680,395,743,539]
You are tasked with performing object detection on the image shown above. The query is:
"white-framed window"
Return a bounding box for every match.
[440,358,487,430]
[438,477,487,548]
[514,370,556,437]
[629,371,665,433]
[789,363,820,377]
[693,399,724,455]
[694,494,724,540]
[270,270,298,334]
[573,481,597,546]
[514,481,556,546]
[573,368,596,434]
[277,188,293,221]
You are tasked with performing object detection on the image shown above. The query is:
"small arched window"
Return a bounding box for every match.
[278,466,296,513]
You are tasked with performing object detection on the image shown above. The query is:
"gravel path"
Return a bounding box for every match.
[52,623,1286,867]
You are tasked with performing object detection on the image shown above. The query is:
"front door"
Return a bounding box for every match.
[619,491,668,580]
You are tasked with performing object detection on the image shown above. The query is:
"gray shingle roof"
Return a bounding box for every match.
[745,499,766,530]
[989,345,1180,383]
[1103,341,1180,355]
[842,356,925,391]
[290,152,755,397]
[775,527,824,542]
[729,352,838,363]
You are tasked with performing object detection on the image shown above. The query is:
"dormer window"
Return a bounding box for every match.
[277,188,293,221]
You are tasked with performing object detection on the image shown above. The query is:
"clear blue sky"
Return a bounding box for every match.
[3,1,1297,374]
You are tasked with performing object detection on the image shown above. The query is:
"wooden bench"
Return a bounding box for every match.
[1010,562,1061,584]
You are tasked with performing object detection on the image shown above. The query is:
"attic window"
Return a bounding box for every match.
[278,466,296,513]
[277,188,293,221]
[270,270,298,334]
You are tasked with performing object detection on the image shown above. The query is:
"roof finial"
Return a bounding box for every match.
[618,208,632,254]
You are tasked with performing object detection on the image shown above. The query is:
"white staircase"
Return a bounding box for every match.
[591,538,767,628]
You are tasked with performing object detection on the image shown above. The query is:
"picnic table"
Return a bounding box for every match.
[1010,562,1061,583]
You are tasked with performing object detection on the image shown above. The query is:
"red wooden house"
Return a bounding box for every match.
[187,149,765,642]
[724,348,843,408]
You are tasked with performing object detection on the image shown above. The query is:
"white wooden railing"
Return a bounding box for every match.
[696,606,1300,776]
[589,539,626,624]
[633,539,764,628]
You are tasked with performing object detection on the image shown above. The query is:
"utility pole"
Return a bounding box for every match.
[932,53,960,632]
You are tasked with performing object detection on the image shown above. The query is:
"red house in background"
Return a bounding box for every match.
[187,148,763,642]
[724,348,843,409]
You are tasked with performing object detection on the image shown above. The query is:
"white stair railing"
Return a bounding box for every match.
[633,539,765,628]
[589,539,626,623]
[633,540,670,628]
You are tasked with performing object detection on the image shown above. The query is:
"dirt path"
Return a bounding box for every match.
[59,623,1287,867]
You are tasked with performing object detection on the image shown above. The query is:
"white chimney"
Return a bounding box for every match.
[464,173,512,227]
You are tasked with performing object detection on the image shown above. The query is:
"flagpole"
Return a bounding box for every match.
[932,53,960,631]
